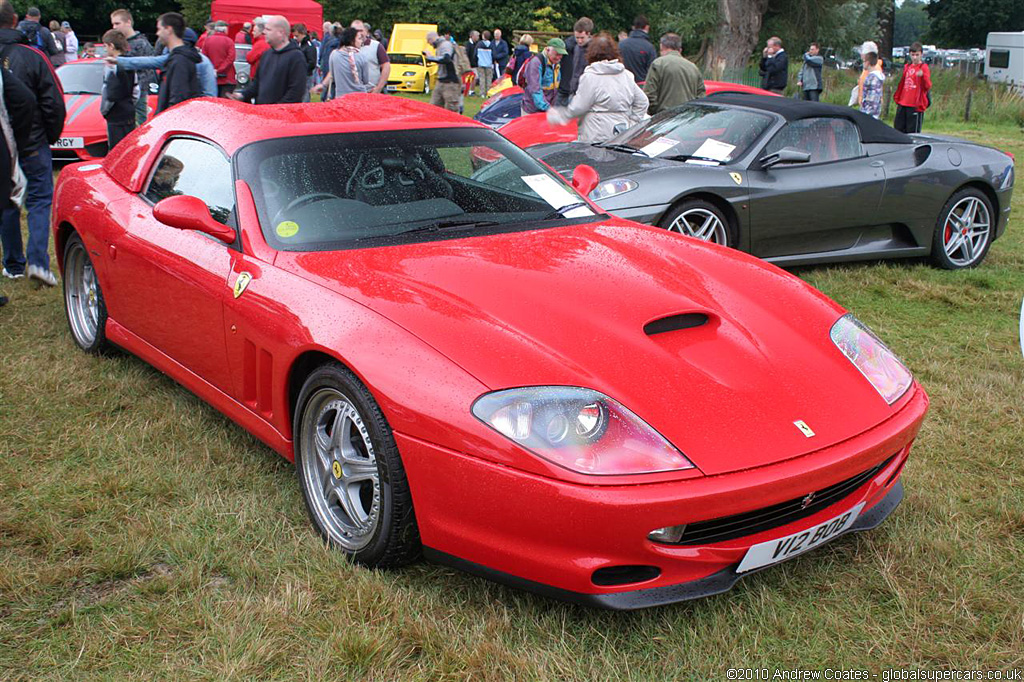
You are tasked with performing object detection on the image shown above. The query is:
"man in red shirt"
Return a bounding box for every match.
[247,17,268,78]
[893,42,931,134]
[234,21,251,44]
[203,20,236,97]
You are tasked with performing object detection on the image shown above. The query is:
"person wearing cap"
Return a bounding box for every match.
[759,36,788,94]
[60,21,77,58]
[203,20,236,97]
[856,40,885,118]
[521,38,565,114]
[235,21,252,44]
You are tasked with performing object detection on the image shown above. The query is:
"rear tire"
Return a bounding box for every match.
[659,198,736,247]
[293,363,420,567]
[930,187,994,269]
[62,233,111,355]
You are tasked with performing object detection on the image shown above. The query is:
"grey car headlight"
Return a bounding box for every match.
[589,179,638,201]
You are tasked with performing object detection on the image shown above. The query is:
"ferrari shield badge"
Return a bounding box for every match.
[233,272,253,299]
[729,172,743,185]
[793,420,815,438]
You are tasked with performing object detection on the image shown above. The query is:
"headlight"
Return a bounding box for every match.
[830,314,912,404]
[589,179,638,201]
[472,386,695,475]
[403,71,417,77]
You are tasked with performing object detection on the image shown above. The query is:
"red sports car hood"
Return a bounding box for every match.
[280,220,901,475]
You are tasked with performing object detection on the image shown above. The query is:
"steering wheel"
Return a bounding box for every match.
[272,192,339,224]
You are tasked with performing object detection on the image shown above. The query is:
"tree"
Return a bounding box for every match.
[927,0,1024,47]
[894,0,929,46]
[705,0,771,72]
[877,0,894,59]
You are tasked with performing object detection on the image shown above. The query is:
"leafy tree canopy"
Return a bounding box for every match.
[926,0,1024,47]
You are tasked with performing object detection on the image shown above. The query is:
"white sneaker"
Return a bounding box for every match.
[27,264,57,287]
[2,267,23,279]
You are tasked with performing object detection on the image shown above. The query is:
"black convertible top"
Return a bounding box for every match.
[703,92,914,145]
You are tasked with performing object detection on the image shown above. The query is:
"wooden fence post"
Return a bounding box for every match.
[964,90,972,122]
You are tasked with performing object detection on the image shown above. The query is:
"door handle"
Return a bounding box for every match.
[870,160,885,167]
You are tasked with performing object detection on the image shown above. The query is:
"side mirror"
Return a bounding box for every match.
[153,195,236,244]
[759,147,812,169]
[149,82,159,94]
[571,164,600,197]
[612,122,629,135]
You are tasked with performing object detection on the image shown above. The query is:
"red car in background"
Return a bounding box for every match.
[51,59,158,162]
[52,95,928,609]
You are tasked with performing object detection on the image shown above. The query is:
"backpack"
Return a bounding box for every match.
[21,23,47,52]
[515,55,535,88]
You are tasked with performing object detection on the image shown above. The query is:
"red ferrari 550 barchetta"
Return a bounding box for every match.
[52,96,928,609]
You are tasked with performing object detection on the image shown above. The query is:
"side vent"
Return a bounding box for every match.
[644,313,709,336]
[913,145,931,166]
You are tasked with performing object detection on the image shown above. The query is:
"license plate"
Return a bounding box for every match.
[736,502,865,573]
[51,137,84,149]
[385,85,397,92]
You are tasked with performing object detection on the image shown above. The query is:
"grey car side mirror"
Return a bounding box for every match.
[760,147,812,169]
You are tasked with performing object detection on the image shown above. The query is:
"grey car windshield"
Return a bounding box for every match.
[235,128,597,251]
[609,104,775,163]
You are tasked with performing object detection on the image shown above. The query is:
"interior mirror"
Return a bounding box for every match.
[760,147,812,169]
[153,195,236,244]
[571,164,600,197]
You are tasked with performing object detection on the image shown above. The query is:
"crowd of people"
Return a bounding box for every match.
[760,35,932,133]
[0,4,936,308]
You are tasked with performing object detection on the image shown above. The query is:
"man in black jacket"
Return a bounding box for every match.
[154,12,201,114]
[234,16,306,104]
[0,1,64,287]
[619,15,657,82]
[759,36,788,94]
[292,23,317,101]
[0,63,36,306]
[16,7,60,63]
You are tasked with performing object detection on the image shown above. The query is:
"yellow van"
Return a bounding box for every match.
[386,23,439,93]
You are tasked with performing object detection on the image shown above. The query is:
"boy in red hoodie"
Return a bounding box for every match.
[893,42,931,133]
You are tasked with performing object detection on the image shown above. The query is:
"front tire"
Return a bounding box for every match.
[930,188,994,269]
[293,363,420,567]
[62,233,111,354]
[423,79,430,95]
[660,198,735,247]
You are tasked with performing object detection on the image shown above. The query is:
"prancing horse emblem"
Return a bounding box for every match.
[729,172,743,185]
[233,272,252,299]
[800,491,817,509]
[793,420,815,437]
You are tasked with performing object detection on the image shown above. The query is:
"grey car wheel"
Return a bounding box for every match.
[294,363,420,566]
[931,188,994,269]
[661,199,734,247]
[62,233,110,354]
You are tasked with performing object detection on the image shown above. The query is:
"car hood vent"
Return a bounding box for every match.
[644,313,709,336]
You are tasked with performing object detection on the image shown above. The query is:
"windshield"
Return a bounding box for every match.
[388,54,423,65]
[609,104,775,164]
[57,62,103,95]
[236,128,598,251]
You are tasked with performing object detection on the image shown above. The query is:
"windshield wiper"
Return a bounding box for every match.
[393,218,501,236]
[592,142,641,155]
[660,154,723,164]
[543,202,590,220]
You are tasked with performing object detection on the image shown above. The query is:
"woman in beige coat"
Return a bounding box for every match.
[547,34,649,144]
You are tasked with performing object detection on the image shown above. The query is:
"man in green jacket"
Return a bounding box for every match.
[643,33,705,115]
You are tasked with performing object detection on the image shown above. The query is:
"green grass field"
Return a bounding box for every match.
[0,100,1021,679]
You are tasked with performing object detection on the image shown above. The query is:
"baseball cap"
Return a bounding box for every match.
[214,20,228,28]
[547,37,568,54]
[60,20,70,29]
[183,27,199,45]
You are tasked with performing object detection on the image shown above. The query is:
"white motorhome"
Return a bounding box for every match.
[985,32,1024,86]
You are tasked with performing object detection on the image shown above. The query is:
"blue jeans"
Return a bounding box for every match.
[1,145,54,273]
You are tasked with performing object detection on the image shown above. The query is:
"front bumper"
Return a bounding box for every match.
[399,385,928,608]
[386,77,426,92]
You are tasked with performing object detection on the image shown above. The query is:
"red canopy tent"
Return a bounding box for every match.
[210,0,324,40]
